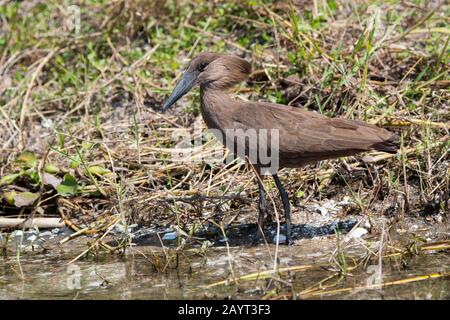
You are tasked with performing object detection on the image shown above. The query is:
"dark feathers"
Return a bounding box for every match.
[190,53,398,168]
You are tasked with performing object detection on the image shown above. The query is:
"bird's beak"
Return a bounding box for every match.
[162,70,199,112]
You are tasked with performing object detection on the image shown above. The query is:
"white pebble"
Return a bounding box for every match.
[273,234,287,243]
[13,230,24,237]
[162,232,178,241]
[347,227,368,240]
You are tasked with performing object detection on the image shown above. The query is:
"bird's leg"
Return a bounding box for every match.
[272,174,293,245]
[255,180,267,242]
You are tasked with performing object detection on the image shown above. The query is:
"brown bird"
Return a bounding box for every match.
[162,52,397,245]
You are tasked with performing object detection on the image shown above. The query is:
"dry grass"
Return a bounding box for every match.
[0,1,448,273]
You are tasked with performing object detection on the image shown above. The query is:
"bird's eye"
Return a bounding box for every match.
[198,62,208,72]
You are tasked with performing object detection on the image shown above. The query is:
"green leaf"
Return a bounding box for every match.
[56,174,78,196]
[87,165,111,176]
[25,169,40,184]
[2,191,17,205]
[295,191,305,198]
[17,151,38,168]
[81,141,93,150]
[13,191,40,207]
[44,164,60,174]
[69,160,79,169]
[58,131,65,148]
[0,173,21,186]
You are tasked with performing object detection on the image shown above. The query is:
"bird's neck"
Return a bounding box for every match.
[199,86,235,130]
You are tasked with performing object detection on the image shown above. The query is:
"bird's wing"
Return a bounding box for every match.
[226,101,395,158]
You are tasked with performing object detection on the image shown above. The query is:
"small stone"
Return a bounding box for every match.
[51,228,60,234]
[27,235,37,242]
[40,231,53,237]
[114,224,126,233]
[329,221,339,231]
[347,227,368,241]
[313,206,328,216]
[218,236,227,243]
[162,231,178,241]
[13,230,24,237]
[273,234,287,243]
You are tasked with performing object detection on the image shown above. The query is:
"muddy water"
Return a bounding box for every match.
[0,232,448,299]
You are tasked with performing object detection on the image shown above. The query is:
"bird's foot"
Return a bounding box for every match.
[273,233,293,246]
[286,236,294,246]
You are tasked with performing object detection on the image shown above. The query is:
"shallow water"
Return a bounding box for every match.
[0,232,448,300]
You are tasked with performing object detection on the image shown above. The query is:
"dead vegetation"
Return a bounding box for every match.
[0,0,448,299]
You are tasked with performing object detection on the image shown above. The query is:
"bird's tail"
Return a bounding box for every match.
[372,133,399,154]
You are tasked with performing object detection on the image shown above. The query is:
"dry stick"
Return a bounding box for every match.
[66,216,121,265]
[383,241,450,258]
[329,219,364,265]
[0,50,21,75]
[102,142,133,249]
[298,272,342,297]
[1,132,18,152]
[133,80,144,166]
[205,264,314,288]
[142,108,182,129]
[0,106,20,132]
[155,232,171,272]
[18,49,57,150]
[0,217,64,229]
[411,27,450,35]
[59,227,90,244]
[129,246,164,272]
[383,117,449,129]
[400,56,424,83]
[302,271,449,298]
[210,221,237,285]
[206,166,213,197]
[400,133,410,212]
[221,161,248,195]
[9,266,25,281]
[106,36,128,66]
[305,238,450,298]
[377,220,387,288]
[415,70,448,90]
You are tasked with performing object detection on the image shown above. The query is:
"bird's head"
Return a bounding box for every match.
[162,52,251,112]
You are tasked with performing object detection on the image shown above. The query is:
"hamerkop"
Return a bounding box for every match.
[162,52,397,245]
